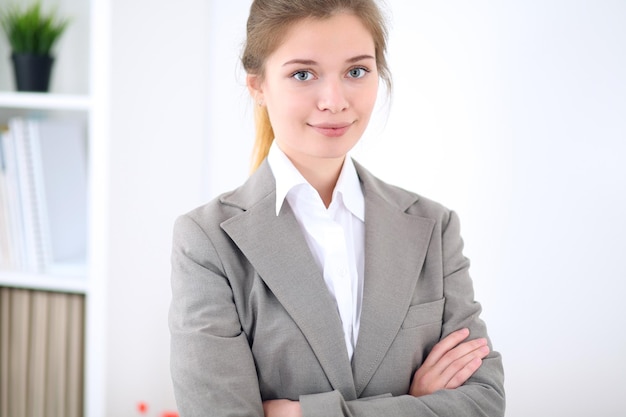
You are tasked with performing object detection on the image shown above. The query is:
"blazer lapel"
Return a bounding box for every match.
[220,163,357,400]
[351,163,436,396]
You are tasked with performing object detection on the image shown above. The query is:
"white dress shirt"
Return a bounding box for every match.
[267,142,365,360]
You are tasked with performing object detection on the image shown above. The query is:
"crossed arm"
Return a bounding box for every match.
[264,328,490,417]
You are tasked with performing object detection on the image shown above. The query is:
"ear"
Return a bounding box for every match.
[246,74,265,105]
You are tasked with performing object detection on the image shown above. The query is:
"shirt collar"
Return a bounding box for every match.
[267,141,364,221]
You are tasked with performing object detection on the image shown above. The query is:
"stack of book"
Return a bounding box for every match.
[0,118,87,274]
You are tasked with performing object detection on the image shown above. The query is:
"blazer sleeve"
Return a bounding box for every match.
[169,214,264,417]
[298,210,505,417]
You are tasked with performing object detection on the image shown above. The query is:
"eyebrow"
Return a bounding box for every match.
[282,54,375,67]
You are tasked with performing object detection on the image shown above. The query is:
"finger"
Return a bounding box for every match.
[442,337,489,366]
[411,331,489,397]
[445,357,484,389]
[441,344,490,389]
[422,328,471,367]
[426,335,488,375]
[426,338,488,383]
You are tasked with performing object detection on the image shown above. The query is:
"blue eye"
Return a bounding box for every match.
[292,71,314,81]
[348,67,368,79]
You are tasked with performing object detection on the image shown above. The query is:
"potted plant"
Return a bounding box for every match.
[0,1,70,92]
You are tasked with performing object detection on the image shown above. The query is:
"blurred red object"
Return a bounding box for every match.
[137,402,148,414]
[160,412,179,417]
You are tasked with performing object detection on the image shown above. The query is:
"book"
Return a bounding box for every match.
[0,125,28,270]
[66,293,85,417]
[0,287,10,417]
[0,118,87,273]
[27,290,49,417]
[46,291,69,416]
[8,288,31,417]
[31,119,87,269]
[0,131,15,270]
[0,287,85,417]
[9,119,46,272]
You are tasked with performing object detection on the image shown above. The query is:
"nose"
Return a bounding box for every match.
[317,78,349,114]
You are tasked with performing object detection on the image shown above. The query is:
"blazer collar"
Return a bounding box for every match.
[220,160,435,398]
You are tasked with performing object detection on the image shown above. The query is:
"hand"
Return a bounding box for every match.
[409,328,490,397]
[262,399,302,417]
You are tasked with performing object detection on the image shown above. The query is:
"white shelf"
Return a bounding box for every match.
[0,267,88,294]
[0,91,91,111]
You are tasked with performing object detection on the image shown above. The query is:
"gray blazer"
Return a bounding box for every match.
[169,160,505,417]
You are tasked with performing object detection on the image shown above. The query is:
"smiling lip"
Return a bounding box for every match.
[309,122,353,138]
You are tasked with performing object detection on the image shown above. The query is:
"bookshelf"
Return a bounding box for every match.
[0,96,93,295]
[2,0,206,415]
[0,0,109,416]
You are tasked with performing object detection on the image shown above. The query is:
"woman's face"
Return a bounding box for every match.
[248,12,379,170]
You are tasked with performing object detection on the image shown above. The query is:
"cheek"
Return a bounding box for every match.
[268,95,309,126]
[364,84,380,109]
[349,82,378,115]
[265,107,301,143]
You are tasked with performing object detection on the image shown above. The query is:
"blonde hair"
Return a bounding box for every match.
[242,0,392,171]
[251,105,274,171]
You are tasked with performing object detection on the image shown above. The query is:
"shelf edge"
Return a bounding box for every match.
[0,269,89,294]
[0,92,92,111]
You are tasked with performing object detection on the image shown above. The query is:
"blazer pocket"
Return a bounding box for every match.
[401,298,445,329]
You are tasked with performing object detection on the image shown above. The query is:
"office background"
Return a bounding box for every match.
[89,1,626,416]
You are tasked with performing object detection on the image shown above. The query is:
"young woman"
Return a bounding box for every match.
[169,1,505,416]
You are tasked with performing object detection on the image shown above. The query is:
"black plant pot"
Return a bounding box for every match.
[11,53,54,92]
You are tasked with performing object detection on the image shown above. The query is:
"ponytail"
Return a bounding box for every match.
[250,105,275,172]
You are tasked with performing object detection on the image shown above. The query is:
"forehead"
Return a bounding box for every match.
[269,13,376,63]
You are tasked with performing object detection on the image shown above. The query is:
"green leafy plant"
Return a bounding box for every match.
[0,1,70,56]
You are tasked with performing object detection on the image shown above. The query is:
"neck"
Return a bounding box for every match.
[291,156,345,208]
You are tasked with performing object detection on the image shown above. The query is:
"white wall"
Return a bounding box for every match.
[106,1,210,416]
[205,1,626,416]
